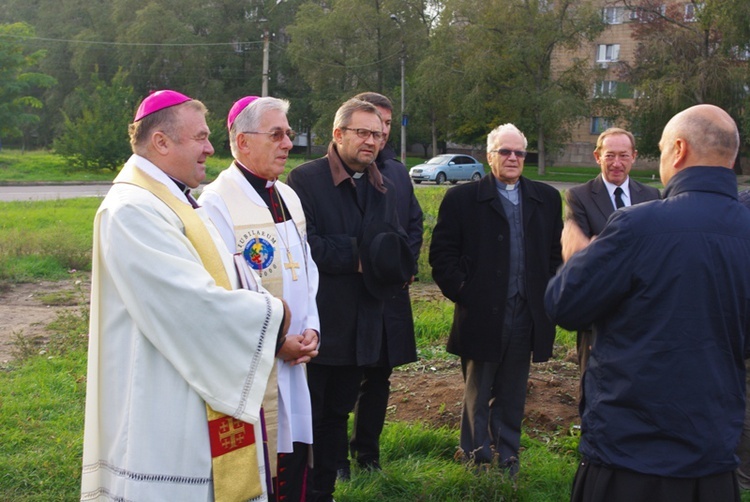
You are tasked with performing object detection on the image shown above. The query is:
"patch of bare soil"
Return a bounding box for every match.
[387,281,580,438]
[0,277,89,363]
[0,278,580,437]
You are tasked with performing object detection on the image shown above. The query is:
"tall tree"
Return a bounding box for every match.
[53,70,134,171]
[621,0,750,168]
[0,22,56,148]
[286,0,432,145]
[435,0,604,173]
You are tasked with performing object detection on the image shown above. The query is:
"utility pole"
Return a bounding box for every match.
[390,14,407,164]
[261,27,270,97]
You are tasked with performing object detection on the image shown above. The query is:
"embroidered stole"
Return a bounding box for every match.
[118,167,264,502]
[215,175,308,296]
[204,174,308,478]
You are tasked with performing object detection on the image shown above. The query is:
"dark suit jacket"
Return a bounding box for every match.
[286,143,401,366]
[565,174,660,237]
[429,174,563,363]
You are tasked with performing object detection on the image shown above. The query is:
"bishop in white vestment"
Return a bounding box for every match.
[200,95,319,502]
[81,92,285,502]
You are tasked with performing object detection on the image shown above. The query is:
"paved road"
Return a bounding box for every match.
[0,181,579,202]
[0,183,112,202]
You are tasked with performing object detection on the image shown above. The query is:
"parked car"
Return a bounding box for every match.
[409,154,485,185]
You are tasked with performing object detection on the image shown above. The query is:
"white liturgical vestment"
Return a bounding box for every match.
[200,164,319,454]
[80,156,283,501]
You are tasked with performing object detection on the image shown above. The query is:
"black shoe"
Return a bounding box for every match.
[358,459,381,471]
[336,466,351,482]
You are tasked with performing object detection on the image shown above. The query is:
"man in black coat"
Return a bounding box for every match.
[429,123,562,475]
[342,92,424,474]
[565,127,660,371]
[286,98,411,502]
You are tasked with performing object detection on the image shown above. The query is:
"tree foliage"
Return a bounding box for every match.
[435,0,605,172]
[53,71,134,171]
[0,0,749,168]
[0,22,56,143]
[621,0,750,162]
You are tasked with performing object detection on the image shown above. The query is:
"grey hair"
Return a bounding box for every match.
[229,97,290,157]
[332,98,381,134]
[486,123,528,152]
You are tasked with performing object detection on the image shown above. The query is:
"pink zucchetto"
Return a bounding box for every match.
[227,96,260,131]
[133,90,192,122]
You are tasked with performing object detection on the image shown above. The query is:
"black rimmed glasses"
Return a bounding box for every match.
[341,127,384,141]
[492,148,527,158]
[242,129,296,142]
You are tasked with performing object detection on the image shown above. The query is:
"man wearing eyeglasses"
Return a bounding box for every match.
[429,123,562,477]
[286,98,412,502]
[564,128,660,374]
[199,96,320,502]
[326,92,424,479]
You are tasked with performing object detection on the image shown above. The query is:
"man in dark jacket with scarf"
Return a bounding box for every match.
[286,98,411,502]
[340,92,423,476]
[430,123,562,475]
[546,104,750,501]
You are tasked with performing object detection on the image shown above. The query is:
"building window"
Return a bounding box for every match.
[594,81,618,97]
[596,44,620,66]
[591,117,614,135]
[602,6,625,24]
[684,3,702,22]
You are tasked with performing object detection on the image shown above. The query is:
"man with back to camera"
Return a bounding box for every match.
[199,95,320,502]
[564,127,660,372]
[429,123,562,476]
[286,98,413,502]
[545,104,750,501]
[80,90,290,501]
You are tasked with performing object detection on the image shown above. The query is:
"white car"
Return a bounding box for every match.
[409,154,485,185]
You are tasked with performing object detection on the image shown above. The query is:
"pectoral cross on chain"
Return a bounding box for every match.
[284,249,301,281]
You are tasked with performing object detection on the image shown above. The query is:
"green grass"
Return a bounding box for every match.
[0,198,100,283]
[2,155,748,500]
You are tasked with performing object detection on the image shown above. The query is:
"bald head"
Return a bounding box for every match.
[659,104,739,185]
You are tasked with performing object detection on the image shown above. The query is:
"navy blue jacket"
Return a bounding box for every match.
[546,166,750,477]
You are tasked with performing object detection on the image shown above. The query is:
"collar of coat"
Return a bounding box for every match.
[326,141,387,194]
[662,165,738,200]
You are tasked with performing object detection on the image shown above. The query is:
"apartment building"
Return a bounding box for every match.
[554,1,697,168]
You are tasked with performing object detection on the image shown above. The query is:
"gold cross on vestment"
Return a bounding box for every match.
[284,249,301,281]
[219,418,246,450]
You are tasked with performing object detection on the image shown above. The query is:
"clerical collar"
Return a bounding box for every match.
[168,176,191,195]
[236,161,290,223]
[167,176,199,208]
[496,180,518,191]
[342,162,366,181]
[236,162,276,193]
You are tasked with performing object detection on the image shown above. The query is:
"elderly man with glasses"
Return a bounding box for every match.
[286,98,412,502]
[429,123,562,478]
[200,96,320,502]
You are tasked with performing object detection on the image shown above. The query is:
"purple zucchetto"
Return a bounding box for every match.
[227,96,260,131]
[133,90,192,122]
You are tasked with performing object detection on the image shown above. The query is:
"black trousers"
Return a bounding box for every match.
[305,363,363,502]
[349,365,393,466]
[571,459,741,502]
[271,441,309,502]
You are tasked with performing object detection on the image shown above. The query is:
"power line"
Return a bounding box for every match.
[0,33,266,48]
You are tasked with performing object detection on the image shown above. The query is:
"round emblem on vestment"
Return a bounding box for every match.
[243,237,275,271]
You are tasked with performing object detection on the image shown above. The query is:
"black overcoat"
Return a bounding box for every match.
[429,174,562,363]
[377,145,423,368]
[286,145,401,366]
